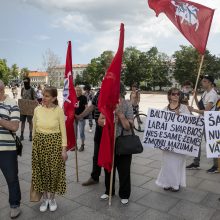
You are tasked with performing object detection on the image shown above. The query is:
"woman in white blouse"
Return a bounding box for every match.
[156,88,190,192]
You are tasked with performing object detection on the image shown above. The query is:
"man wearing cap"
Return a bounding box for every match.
[187,75,219,173]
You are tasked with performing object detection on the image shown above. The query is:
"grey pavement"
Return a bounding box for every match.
[0,89,220,219]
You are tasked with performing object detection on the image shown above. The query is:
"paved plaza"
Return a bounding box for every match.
[0,89,220,219]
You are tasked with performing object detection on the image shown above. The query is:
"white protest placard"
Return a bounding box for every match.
[142,108,204,157]
[204,111,220,158]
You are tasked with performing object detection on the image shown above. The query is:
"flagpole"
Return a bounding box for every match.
[73,122,79,182]
[109,112,117,206]
[190,55,205,107]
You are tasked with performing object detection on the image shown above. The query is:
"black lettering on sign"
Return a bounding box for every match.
[209,143,220,153]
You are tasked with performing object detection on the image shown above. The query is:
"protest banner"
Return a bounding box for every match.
[142,108,204,157]
[204,111,220,158]
[18,99,38,116]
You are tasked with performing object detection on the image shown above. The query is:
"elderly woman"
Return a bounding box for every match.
[156,88,190,192]
[98,83,134,205]
[0,80,21,218]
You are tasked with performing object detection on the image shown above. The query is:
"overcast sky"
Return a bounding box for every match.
[0,0,220,70]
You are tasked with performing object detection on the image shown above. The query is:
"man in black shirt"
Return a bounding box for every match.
[75,86,88,152]
[75,90,102,185]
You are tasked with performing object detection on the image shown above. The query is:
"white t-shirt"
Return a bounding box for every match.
[202,88,218,110]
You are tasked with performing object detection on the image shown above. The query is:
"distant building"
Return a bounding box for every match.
[50,64,88,88]
[28,71,48,87]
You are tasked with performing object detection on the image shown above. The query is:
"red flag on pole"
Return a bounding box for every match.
[148,0,214,54]
[63,41,77,151]
[98,23,124,172]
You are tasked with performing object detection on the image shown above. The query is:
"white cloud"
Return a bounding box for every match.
[52,14,94,33]
[18,0,220,55]
[34,35,50,41]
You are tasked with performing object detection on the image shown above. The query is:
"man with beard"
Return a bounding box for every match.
[20,77,37,141]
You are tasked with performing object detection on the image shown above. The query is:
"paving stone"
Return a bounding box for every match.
[169,200,216,220]
[131,173,152,187]
[144,169,160,179]
[147,160,161,169]
[74,190,109,211]
[198,180,220,194]
[0,191,8,209]
[200,193,220,211]
[195,170,220,182]
[132,156,154,166]
[0,204,39,220]
[129,186,151,202]
[99,199,147,220]
[131,164,153,175]
[135,208,184,220]
[60,205,114,220]
[31,196,80,219]
[186,175,203,188]
[63,182,94,200]
[137,191,179,212]
[210,210,220,220]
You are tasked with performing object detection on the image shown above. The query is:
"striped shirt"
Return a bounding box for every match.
[0,95,20,151]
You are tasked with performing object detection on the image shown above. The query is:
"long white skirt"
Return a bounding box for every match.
[156,151,186,190]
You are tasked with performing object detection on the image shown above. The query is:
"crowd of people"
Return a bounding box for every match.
[0,74,219,219]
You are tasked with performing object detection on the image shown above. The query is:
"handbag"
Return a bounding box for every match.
[115,122,143,155]
[30,181,42,202]
[10,131,23,156]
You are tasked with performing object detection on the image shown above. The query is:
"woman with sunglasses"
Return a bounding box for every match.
[156,88,190,192]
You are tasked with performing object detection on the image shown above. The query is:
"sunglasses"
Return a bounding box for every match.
[171,92,180,96]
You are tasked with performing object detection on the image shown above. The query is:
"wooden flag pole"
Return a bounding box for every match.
[75,144,79,182]
[191,55,205,107]
[109,112,117,206]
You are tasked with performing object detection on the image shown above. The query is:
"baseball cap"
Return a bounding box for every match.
[201,74,215,84]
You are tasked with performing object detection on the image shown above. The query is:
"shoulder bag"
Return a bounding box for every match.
[115,122,143,155]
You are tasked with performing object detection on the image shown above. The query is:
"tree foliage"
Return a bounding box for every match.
[82,51,114,86]
[172,45,220,86]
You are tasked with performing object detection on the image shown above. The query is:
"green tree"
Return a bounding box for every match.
[0,59,10,84]
[10,64,19,79]
[144,47,171,90]
[83,51,114,86]
[172,45,220,86]
[123,47,146,87]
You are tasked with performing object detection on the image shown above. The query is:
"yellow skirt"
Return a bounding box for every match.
[32,133,66,195]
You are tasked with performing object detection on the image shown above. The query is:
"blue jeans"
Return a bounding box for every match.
[0,151,21,208]
[74,119,86,142]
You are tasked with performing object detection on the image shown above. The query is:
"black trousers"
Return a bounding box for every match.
[104,154,132,199]
[0,151,21,208]
[91,124,103,181]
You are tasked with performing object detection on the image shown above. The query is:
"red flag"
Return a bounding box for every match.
[148,0,214,54]
[63,41,77,151]
[98,23,124,172]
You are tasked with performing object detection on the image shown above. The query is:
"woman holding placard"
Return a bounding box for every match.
[156,88,190,192]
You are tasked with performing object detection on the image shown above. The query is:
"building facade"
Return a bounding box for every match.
[49,64,88,88]
[28,71,48,87]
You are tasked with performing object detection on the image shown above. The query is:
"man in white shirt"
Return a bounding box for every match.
[187,75,219,173]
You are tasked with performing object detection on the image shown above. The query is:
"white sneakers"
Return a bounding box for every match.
[49,199,57,211]
[40,199,49,212]
[100,194,129,205]
[40,199,57,212]
[100,194,109,200]
[121,199,129,205]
